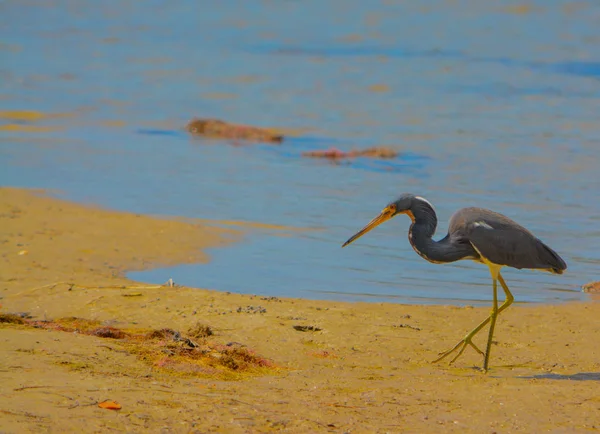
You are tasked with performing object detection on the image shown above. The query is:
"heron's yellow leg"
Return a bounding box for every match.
[498,273,514,309]
[483,278,499,371]
[432,317,487,365]
[433,269,514,368]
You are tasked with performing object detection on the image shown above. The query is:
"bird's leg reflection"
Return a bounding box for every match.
[433,272,514,369]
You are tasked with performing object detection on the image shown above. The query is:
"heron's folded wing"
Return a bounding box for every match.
[467,226,559,270]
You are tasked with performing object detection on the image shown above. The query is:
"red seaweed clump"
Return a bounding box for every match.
[582,281,600,293]
[2,315,276,379]
[302,146,398,160]
[186,118,284,143]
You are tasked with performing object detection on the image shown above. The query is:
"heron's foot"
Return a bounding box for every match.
[432,335,484,365]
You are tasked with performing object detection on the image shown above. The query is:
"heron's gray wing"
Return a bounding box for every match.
[467,224,566,273]
[449,207,534,234]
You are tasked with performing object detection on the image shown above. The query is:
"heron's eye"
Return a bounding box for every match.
[388,204,397,214]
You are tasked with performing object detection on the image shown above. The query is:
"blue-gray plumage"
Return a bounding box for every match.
[342,193,567,371]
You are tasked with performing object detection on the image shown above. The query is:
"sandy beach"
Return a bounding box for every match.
[1,188,599,433]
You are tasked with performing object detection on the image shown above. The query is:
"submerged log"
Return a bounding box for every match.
[302,146,398,160]
[186,118,284,143]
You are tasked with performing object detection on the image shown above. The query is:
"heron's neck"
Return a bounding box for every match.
[408,202,468,264]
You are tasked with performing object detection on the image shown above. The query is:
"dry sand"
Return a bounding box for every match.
[0,188,599,433]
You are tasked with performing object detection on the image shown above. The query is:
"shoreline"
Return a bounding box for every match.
[1,187,599,433]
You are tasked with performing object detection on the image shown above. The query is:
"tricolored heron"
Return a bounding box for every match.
[342,193,567,371]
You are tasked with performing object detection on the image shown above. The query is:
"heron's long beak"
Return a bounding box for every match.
[342,206,395,247]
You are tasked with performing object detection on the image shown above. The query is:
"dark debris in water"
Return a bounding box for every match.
[186,118,284,143]
[136,119,429,175]
[302,146,398,160]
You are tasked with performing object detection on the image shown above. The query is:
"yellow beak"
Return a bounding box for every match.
[342,207,395,247]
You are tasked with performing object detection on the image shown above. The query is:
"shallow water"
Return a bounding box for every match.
[1,1,599,305]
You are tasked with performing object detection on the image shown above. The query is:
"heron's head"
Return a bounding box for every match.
[342,193,429,247]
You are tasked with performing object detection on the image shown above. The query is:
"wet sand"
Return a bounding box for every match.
[1,188,599,433]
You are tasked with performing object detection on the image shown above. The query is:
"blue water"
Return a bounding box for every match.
[1,1,599,305]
